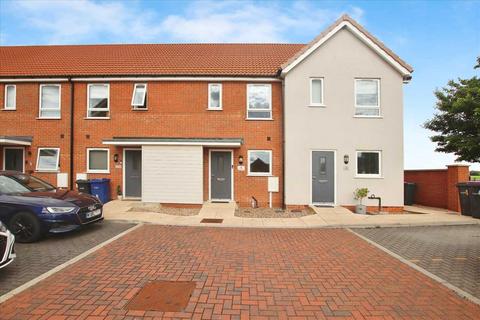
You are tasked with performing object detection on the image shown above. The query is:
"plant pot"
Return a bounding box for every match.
[117,195,123,201]
[355,204,366,214]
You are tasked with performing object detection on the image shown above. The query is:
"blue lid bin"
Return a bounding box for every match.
[89,178,111,204]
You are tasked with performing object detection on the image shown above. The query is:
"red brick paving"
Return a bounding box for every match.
[1,225,479,319]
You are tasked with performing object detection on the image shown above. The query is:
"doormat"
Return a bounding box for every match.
[314,205,334,208]
[200,218,224,223]
[126,281,195,312]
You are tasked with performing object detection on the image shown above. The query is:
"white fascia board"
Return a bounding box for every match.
[102,140,242,147]
[0,78,69,83]
[281,21,411,77]
[71,77,281,82]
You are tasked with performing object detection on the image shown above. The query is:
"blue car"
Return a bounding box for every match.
[0,171,103,243]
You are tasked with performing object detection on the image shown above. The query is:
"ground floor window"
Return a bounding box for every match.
[36,148,60,172]
[248,150,272,176]
[356,151,381,178]
[87,148,110,173]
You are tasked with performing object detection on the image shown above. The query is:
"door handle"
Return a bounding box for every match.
[217,178,225,181]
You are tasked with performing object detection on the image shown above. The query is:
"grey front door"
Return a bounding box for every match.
[211,151,232,200]
[124,149,141,198]
[312,151,335,204]
[4,148,24,172]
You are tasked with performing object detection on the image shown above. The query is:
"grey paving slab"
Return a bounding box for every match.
[0,221,136,295]
[352,225,480,299]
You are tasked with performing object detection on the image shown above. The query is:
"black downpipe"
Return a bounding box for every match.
[69,78,74,190]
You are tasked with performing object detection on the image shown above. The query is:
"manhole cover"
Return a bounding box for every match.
[126,281,195,312]
[200,218,223,223]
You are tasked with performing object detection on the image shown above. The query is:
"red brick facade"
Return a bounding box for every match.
[0,81,283,208]
[404,165,470,212]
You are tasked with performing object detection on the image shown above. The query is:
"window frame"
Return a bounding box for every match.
[36,147,60,172]
[354,78,381,117]
[4,84,16,110]
[246,83,272,120]
[86,148,110,173]
[355,150,382,178]
[39,84,61,119]
[207,83,223,110]
[87,83,110,119]
[131,83,147,110]
[309,77,325,107]
[247,150,273,176]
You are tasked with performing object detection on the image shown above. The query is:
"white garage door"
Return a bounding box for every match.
[142,145,203,203]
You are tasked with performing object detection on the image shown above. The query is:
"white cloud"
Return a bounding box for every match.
[3,0,365,44]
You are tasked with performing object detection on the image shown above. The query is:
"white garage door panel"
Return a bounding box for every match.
[142,145,203,203]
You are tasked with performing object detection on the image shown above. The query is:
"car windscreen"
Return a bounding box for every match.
[0,176,31,194]
[12,174,56,192]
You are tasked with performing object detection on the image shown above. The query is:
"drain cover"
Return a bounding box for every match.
[126,281,195,312]
[200,218,223,223]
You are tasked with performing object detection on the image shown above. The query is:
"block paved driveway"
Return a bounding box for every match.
[0,221,135,296]
[353,225,480,300]
[1,225,479,319]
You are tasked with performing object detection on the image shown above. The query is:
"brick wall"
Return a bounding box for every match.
[0,81,283,207]
[404,165,470,212]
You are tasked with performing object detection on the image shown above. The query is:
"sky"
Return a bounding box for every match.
[1,0,479,170]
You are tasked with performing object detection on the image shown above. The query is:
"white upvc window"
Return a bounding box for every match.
[87,148,110,173]
[248,150,272,176]
[355,79,380,117]
[356,150,382,178]
[87,83,110,118]
[208,83,222,110]
[131,83,147,109]
[310,78,324,106]
[39,84,61,118]
[246,84,272,120]
[4,85,16,110]
[36,148,60,172]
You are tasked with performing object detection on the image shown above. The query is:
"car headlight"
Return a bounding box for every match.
[42,207,76,214]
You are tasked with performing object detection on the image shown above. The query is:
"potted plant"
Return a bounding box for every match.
[354,188,369,214]
[116,185,122,200]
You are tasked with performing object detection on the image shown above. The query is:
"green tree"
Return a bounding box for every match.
[424,59,480,162]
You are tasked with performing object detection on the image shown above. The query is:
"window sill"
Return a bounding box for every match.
[354,175,383,179]
[2,108,16,111]
[84,117,111,120]
[87,170,110,174]
[36,117,61,120]
[245,118,273,121]
[247,174,273,177]
[207,108,223,111]
[353,115,383,119]
[35,170,60,173]
[132,108,148,111]
[308,104,326,108]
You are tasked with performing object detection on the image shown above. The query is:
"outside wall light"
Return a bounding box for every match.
[344,154,349,164]
[113,154,119,163]
[238,155,244,165]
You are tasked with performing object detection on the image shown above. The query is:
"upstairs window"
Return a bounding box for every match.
[131,83,147,109]
[36,148,60,172]
[310,78,324,106]
[39,84,61,118]
[87,84,109,118]
[356,151,381,178]
[208,83,222,110]
[247,84,272,119]
[4,85,16,110]
[355,79,380,117]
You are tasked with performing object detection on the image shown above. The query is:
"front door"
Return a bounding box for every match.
[312,151,335,204]
[4,147,24,172]
[124,149,142,198]
[210,151,232,201]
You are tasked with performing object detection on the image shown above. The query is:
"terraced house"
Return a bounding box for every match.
[0,15,412,211]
